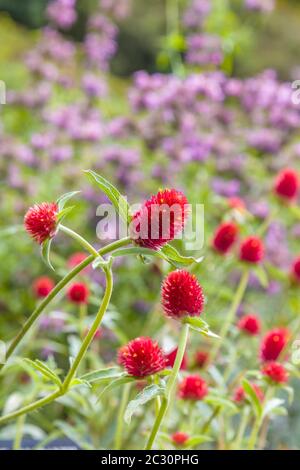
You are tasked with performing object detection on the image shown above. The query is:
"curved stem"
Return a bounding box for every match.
[62,266,113,391]
[210,269,249,363]
[0,266,114,426]
[234,407,249,450]
[145,323,189,450]
[114,383,131,450]
[0,237,130,372]
[59,224,101,259]
[201,406,221,434]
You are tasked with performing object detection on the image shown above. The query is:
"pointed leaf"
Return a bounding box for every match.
[81,367,124,384]
[23,359,62,387]
[41,238,54,271]
[97,375,135,402]
[242,378,262,418]
[124,384,165,424]
[56,191,80,211]
[183,317,220,339]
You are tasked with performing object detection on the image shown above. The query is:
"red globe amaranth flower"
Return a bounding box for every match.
[171,432,189,446]
[130,188,189,250]
[291,256,300,283]
[67,282,89,304]
[118,337,166,377]
[212,222,239,254]
[237,314,261,336]
[194,350,209,368]
[260,328,289,362]
[239,236,264,264]
[274,168,299,201]
[178,374,208,400]
[261,361,288,384]
[165,347,187,370]
[24,202,58,244]
[233,383,264,404]
[33,276,55,298]
[161,270,204,319]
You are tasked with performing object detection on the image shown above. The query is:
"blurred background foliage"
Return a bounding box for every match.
[0,0,300,78]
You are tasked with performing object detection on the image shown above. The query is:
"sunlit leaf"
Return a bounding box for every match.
[124,384,165,424]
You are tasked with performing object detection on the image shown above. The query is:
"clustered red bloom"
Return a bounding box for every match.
[237,314,261,336]
[161,270,204,319]
[239,236,264,264]
[67,282,89,304]
[178,374,208,400]
[194,350,209,368]
[233,383,264,404]
[274,168,299,201]
[171,432,189,446]
[165,347,187,370]
[260,328,289,362]
[32,276,55,298]
[131,188,189,250]
[291,256,300,283]
[212,222,239,254]
[118,337,166,378]
[261,361,288,384]
[24,202,58,244]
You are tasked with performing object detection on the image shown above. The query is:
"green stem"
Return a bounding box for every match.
[0,266,114,426]
[114,383,131,450]
[0,237,130,372]
[248,388,272,450]
[234,407,249,450]
[145,323,189,450]
[13,414,26,450]
[201,406,221,434]
[210,269,249,363]
[62,266,113,391]
[59,224,101,259]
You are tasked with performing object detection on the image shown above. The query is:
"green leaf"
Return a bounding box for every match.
[183,317,220,339]
[97,375,135,402]
[160,244,204,268]
[23,359,62,388]
[41,238,54,271]
[185,435,212,449]
[80,367,124,384]
[262,398,286,419]
[242,378,262,418]
[124,384,165,424]
[56,191,81,211]
[56,206,74,224]
[205,395,238,412]
[85,170,130,224]
[253,265,269,289]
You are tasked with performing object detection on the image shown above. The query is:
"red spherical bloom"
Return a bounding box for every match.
[291,256,300,283]
[260,328,289,362]
[178,374,208,400]
[212,222,239,254]
[165,347,187,370]
[194,350,209,368]
[130,188,189,250]
[233,383,264,404]
[261,361,288,384]
[24,202,58,244]
[33,276,55,298]
[239,236,264,264]
[67,282,89,304]
[118,337,166,378]
[161,270,204,319]
[237,314,261,336]
[171,432,189,446]
[274,168,299,201]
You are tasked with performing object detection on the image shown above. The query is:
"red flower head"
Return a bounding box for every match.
[171,432,189,446]
[212,222,239,254]
[118,337,166,378]
[239,236,264,264]
[130,188,189,250]
[274,168,299,201]
[178,374,208,400]
[67,282,89,304]
[233,383,264,404]
[24,202,58,245]
[161,270,204,320]
[33,276,55,298]
[291,256,300,283]
[194,350,209,368]
[237,314,261,336]
[261,361,288,384]
[260,328,289,362]
[165,347,187,370]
